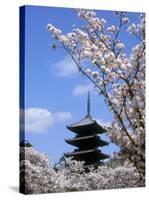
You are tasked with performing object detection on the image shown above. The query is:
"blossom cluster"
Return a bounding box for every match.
[47,10,145,177]
[20,147,144,194]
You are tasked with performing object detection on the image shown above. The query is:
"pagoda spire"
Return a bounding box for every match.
[87,91,90,116]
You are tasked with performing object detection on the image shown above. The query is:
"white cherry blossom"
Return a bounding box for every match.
[20,147,144,194]
[47,10,145,179]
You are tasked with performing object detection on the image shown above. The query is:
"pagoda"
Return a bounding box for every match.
[64,92,109,166]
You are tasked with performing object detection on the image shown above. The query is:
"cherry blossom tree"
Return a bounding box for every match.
[20,147,144,194]
[20,146,57,194]
[47,9,145,179]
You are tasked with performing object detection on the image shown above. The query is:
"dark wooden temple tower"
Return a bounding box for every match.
[64,92,109,166]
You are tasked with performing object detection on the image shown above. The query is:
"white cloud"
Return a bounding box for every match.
[52,56,78,77]
[20,108,72,133]
[72,84,94,96]
[54,112,72,122]
[24,108,54,133]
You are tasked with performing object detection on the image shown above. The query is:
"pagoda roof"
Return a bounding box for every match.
[65,135,109,147]
[65,148,96,156]
[64,148,109,160]
[67,115,106,134]
[68,115,95,127]
[66,135,97,142]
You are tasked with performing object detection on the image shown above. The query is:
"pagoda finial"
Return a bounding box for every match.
[87,91,90,116]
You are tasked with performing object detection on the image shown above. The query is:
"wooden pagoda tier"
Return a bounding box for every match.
[64,92,109,165]
[65,134,108,149]
[65,149,109,165]
[66,115,106,135]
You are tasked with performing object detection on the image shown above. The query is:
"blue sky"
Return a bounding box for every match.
[21,5,142,163]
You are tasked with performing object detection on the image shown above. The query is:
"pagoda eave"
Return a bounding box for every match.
[65,136,109,148]
[64,149,109,160]
[67,123,106,134]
